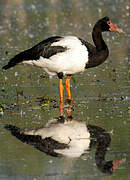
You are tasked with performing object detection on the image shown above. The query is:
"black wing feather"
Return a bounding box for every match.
[4,124,69,157]
[2,36,67,70]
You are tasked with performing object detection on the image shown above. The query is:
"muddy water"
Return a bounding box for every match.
[0,0,129,180]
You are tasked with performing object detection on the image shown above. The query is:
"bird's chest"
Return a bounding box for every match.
[53,122,90,157]
[49,37,89,74]
[59,47,89,74]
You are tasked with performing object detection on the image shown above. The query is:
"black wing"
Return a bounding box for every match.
[2,36,67,70]
[4,124,69,157]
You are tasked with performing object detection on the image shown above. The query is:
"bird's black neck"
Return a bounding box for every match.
[84,24,109,69]
[95,140,113,174]
[92,25,108,51]
[87,124,113,174]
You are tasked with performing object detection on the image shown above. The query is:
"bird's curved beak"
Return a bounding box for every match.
[111,158,126,172]
[107,21,123,34]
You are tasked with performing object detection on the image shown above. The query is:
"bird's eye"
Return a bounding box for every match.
[107,21,111,25]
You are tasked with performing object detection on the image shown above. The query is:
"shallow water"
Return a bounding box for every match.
[0,0,130,180]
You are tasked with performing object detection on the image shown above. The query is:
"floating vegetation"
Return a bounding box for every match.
[39,73,49,79]
[0,103,18,113]
[97,94,130,102]
[35,96,57,110]
[37,96,57,104]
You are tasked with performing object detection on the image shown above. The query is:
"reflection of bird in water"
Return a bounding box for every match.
[2,17,121,103]
[4,116,125,174]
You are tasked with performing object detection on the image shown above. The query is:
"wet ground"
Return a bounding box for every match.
[0,0,130,179]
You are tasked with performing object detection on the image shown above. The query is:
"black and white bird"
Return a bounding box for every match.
[5,116,125,174]
[2,17,121,102]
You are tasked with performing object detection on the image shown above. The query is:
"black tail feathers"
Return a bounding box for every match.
[4,124,30,143]
[4,124,20,134]
[4,124,40,144]
[2,64,10,70]
[2,62,16,70]
[2,52,23,70]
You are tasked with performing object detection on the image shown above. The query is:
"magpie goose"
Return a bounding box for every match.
[2,17,121,102]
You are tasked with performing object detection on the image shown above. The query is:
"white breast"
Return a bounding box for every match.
[46,36,89,75]
[53,121,90,157]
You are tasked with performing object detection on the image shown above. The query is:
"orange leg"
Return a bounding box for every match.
[66,108,71,117]
[66,75,71,102]
[58,78,64,103]
[59,102,64,116]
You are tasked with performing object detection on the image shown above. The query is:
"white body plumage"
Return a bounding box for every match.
[24,119,90,157]
[22,36,89,76]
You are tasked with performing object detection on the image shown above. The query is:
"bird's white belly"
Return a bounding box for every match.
[46,49,88,75]
[53,122,90,157]
[45,36,89,75]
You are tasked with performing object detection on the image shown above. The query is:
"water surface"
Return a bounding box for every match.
[0,0,129,180]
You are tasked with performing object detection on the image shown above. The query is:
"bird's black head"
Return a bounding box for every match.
[99,160,113,175]
[98,17,110,31]
[96,16,121,33]
[98,158,126,175]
